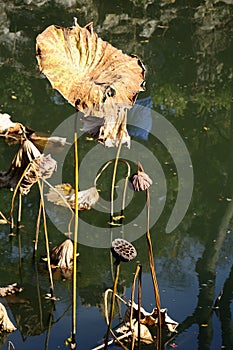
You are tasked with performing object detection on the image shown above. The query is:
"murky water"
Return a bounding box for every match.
[0,1,233,349]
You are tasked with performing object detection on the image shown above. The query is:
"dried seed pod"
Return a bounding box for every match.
[111,238,137,262]
[130,161,152,191]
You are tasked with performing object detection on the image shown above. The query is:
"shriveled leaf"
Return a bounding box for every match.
[116,321,154,344]
[50,239,73,269]
[0,139,57,194]
[125,302,179,333]
[46,184,99,210]
[0,283,22,297]
[29,133,68,152]
[0,113,22,135]
[0,303,16,332]
[0,139,41,191]
[36,20,145,147]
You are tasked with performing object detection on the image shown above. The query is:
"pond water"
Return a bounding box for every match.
[0,1,233,349]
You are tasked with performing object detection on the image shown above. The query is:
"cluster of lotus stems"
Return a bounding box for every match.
[0,19,179,349]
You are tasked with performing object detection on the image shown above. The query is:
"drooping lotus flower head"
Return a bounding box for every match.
[111,238,137,263]
[130,161,152,192]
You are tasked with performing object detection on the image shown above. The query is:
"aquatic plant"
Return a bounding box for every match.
[104,239,137,349]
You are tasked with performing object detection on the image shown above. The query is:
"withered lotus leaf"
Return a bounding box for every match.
[125,302,179,333]
[0,303,16,332]
[36,20,145,147]
[0,139,57,194]
[46,184,99,210]
[0,113,22,135]
[50,239,73,269]
[0,283,22,297]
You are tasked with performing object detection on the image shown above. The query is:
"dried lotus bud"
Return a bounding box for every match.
[111,238,137,262]
[130,161,152,191]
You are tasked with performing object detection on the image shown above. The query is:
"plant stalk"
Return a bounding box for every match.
[104,261,120,349]
[146,189,161,350]
[37,179,54,297]
[71,128,79,348]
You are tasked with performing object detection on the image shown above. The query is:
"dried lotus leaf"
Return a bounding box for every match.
[36,21,145,116]
[36,20,145,147]
[50,239,73,269]
[0,303,16,332]
[46,184,99,210]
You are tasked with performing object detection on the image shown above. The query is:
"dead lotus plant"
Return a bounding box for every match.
[104,239,137,349]
[50,239,74,270]
[36,19,145,147]
[0,303,16,333]
[46,183,99,211]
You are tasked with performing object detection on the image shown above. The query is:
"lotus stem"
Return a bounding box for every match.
[94,159,130,188]
[110,132,123,223]
[137,265,142,350]
[130,264,142,350]
[146,189,161,350]
[94,158,130,226]
[9,162,31,227]
[92,331,132,350]
[7,341,16,350]
[34,198,42,256]
[71,126,79,349]
[104,261,121,349]
[37,179,54,297]
[17,192,22,227]
[45,305,54,350]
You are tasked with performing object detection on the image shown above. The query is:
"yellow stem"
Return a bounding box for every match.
[71,130,79,347]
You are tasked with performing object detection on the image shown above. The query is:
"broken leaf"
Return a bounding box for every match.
[125,302,179,333]
[50,239,73,269]
[0,303,16,332]
[0,283,22,297]
[0,113,22,135]
[116,321,154,344]
[0,139,57,194]
[46,184,99,210]
[36,19,145,147]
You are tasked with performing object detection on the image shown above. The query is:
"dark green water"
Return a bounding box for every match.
[0,1,233,349]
